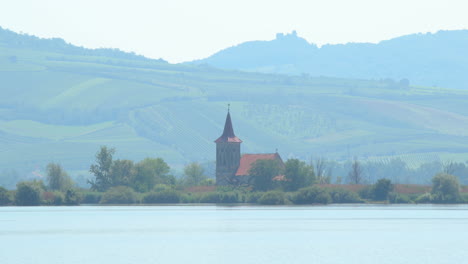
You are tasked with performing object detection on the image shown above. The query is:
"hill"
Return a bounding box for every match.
[1,27,468,185]
[192,30,468,90]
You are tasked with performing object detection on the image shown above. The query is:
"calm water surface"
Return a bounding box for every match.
[1,204,468,264]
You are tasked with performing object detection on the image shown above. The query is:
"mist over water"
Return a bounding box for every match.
[1,205,467,264]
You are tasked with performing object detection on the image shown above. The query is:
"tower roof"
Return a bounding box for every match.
[215,111,242,143]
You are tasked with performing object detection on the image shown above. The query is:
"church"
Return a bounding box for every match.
[215,109,284,186]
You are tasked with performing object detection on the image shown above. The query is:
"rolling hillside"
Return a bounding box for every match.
[192,30,468,90]
[1,27,468,184]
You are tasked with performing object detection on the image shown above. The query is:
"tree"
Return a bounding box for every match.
[441,161,468,183]
[15,181,44,206]
[313,157,331,184]
[249,159,282,191]
[283,159,315,191]
[88,146,115,191]
[183,162,206,186]
[132,158,174,192]
[110,159,134,187]
[372,178,393,201]
[46,163,73,191]
[399,78,410,88]
[0,186,11,205]
[348,157,364,184]
[431,173,460,203]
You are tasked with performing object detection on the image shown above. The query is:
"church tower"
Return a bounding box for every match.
[214,108,242,185]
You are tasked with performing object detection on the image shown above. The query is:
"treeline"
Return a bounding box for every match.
[306,158,468,185]
[0,26,154,62]
[1,173,465,206]
[0,146,466,206]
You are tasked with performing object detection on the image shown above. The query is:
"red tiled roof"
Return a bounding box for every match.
[215,111,242,143]
[235,153,283,176]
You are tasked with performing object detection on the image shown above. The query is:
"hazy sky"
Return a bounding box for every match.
[1,0,468,63]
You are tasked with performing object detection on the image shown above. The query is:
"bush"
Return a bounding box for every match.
[153,184,173,192]
[65,189,81,205]
[0,187,12,205]
[200,178,215,186]
[180,193,199,203]
[372,179,393,201]
[388,193,412,204]
[81,191,102,204]
[199,191,241,203]
[292,186,331,204]
[415,193,432,203]
[358,186,373,200]
[258,191,286,205]
[431,173,461,203]
[461,193,468,203]
[15,181,43,206]
[143,190,180,203]
[43,191,65,205]
[100,186,138,204]
[219,191,242,203]
[328,188,362,203]
[198,192,219,203]
[245,192,262,203]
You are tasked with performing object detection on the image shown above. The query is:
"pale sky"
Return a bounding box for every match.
[1,0,468,63]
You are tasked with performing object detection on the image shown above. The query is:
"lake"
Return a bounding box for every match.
[1,204,468,264]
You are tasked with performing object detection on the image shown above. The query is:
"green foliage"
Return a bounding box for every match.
[358,186,374,200]
[179,193,199,203]
[328,188,363,203]
[64,189,81,205]
[372,179,394,201]
[283,159,315,191]
[415,193,433,203]
[109,159,134,187]
[348,158,364,184]
[199,191,241,203]
[249,159,283,191]
[89,146,115,192]
[245,192,262,203]
[431,173,461,203]
[183,162,206,186]
[292,186,331,204]
[388,193,412,204]
[460,193,468,203]
[258,191,287,205]
[15,180,44,206]
[142,190,180,204]
[100,186,138,204]
[46,163,73,191]
[81,191,102,204]
[153,184,173,192]
[199,178,215,186]
[0,186,12,205]
[132,158,174,192]
[42,191,65,205]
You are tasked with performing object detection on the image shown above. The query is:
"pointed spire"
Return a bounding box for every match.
[215,108,242,143]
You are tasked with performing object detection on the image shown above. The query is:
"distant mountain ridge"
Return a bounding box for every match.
[192,30,468,89]
[0,26,166,62]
